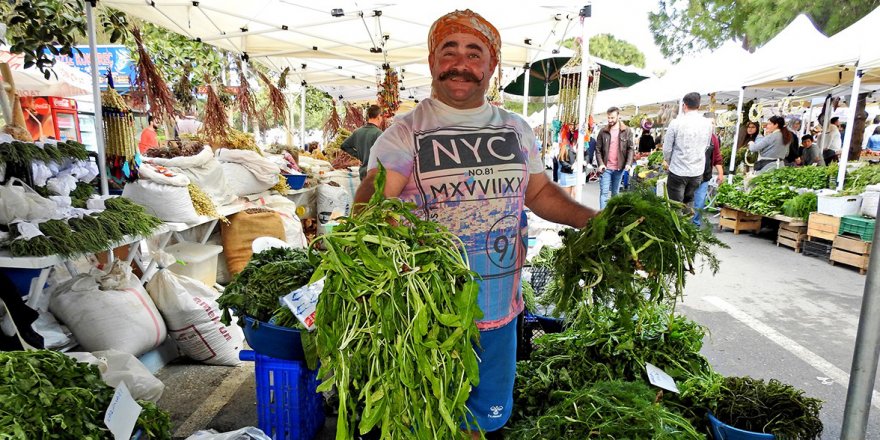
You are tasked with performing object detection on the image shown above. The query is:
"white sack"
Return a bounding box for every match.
[323,169,360,198]
[261,195,307,248]
[67,349,165,402]
[146,259,243,366]
[0,179,58,224]
[123,180,199,223]
[149,146,237,206]
[221,162,276,196]
[185,428,272,440]
[316,183,351,235]
[49,262,167,356]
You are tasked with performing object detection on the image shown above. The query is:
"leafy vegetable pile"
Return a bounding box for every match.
[6,197,163,257]
[715,166,830,216]
[647,150,664,167]
[507,380,704,440]
[544,189,724,326]
[679,373,823,439]
[0,350,171,439]
[782,192,819,221]
[314,164,482,439]
[832,163,880,195]
[217,246,316,324]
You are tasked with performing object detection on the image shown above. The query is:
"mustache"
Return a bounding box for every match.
[438,69,484,82]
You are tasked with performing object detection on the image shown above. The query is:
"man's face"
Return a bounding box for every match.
[429,32,493,109]
[607,111,619,126]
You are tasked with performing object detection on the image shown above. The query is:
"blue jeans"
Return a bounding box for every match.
[692,180,710,226]
[599,169,626,209]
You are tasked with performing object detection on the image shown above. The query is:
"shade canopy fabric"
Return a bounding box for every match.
[102,0,588,101]
[0,49,93,97]
[502,56,649,97]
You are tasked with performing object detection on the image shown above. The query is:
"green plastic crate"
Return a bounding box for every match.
[839,215,876,242]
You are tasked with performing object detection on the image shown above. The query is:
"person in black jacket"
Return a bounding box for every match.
[638,128,656,153]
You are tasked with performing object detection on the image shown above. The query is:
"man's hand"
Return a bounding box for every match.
[624,165,631,173]
[662,161,669,170]
[598,165,606,174]
[716,174,724,185]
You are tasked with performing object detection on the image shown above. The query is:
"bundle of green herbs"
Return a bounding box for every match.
[0,350,171,439]
[505,380,704,439]
[7,197,162,257]
[678,372,823,439]
[217,246,316,325]
[314,164,483,439]
[545,189,724,326]
[511,304,711,421]
[647,150,664,167]
[749,166,829,190]
[782,192,818,220]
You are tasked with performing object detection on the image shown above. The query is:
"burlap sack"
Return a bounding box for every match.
[221,209,285,275]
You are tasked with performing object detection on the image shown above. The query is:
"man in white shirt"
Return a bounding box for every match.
[662,92,713,204]
[820,116,842,163]
[176,112,203,136]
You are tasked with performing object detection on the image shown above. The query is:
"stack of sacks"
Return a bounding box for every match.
[147,145,237,207]
[122,163,200,223]
[215,149,280,196]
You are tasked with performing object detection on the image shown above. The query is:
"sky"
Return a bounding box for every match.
[584,0,670,71]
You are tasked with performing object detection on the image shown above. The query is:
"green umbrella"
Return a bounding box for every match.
[503,56,649,96]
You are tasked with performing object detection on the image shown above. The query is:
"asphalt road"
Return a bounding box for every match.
[159,180,880,439]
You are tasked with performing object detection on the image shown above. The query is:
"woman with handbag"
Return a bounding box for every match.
[557,138,578,197]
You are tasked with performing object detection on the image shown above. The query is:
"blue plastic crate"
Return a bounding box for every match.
[243,316,306,361]
[708,413,775,440]
[240,350,324,440]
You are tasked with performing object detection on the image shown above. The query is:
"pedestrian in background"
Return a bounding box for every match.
[662,92,713,205]
[341,104,384,179]
[596,106,634,208]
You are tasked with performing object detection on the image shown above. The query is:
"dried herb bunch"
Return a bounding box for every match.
[131,26,177,123]
[236,61,259,127]
[323,101,342,143]
[257,70,287,124]
[343,102,366,132]
[201,74,230,145]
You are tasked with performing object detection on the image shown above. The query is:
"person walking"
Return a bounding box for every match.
[638,127,656,153]
[662,92,713,204]
[341,104,385,179]
[556,136,577,197]
[352,9,597,436]
[692,125,723,226]
[595,106,635,209]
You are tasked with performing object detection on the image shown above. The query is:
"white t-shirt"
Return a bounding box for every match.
[368,98,543,330]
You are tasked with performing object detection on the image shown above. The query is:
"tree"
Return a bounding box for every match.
[588,34,646,68]
[560,35,646,68]
[649,0,880,62]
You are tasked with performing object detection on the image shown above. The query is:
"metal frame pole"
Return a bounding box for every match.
[841,178,880,439]
[86,0,109,196]
[728,87,745,183]
[300,83,306,147]
[573,4,591,203]
[837,69,863,191]
[522,63,530,117]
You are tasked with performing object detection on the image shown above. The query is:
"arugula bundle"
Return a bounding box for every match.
[0,350,171,439]
[314,164,483,439]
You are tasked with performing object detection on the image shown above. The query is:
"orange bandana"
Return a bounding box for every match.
[428,9,501,68]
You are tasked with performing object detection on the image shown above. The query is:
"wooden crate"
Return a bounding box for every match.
[808,212,842,242]
[776,221,807,252]
[719,207,762,235]
[830,235,872,275]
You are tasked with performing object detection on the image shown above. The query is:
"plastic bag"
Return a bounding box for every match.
[67,349,165,402]
[316,183,351,235]
[184,428,272,440]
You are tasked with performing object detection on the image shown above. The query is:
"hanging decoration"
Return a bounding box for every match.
[236,61,258,127]
[748,102,763,123]
[101,74,139,184]
[323,100,342,143]
[173,63,196,114]
[487,65,503,105]
[343,102,366,132]
[201,74,230,145]
[277,67,291,91]
[257,70,288,124]
[131,26,177,123]
[377,66,400,120]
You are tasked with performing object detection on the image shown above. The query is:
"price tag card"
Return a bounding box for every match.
[645,363,679,393]
[281,277,324,331]
[104,383,142,440]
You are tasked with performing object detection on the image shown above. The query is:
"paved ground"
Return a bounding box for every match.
[158,180,880,439]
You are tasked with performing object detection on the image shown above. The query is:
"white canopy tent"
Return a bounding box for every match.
[0,49,93,97]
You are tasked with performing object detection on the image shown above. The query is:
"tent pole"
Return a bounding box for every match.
[728,87,745,183]
[0,77,11,124]
[542,77,549,150]
[837,69,863,191]
[300,84,306,148]
[241,61,249,132]
[820,94,832,152]
[574,5,590,203]
[522,63,530,117]
[841,169,880,440]
[86,0,108,196]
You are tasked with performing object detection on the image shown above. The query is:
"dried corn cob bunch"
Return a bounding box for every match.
[102,87,139,184]
[188,183,228,223]
[271,174,291,194]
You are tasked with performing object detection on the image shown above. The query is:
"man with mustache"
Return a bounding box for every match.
[353,9,597,436]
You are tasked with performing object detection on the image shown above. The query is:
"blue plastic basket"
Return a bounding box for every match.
[708,413,775,440]
[283,174,307,190]
[1,268,44,298]
[243,316,306,361]
[240,350,325,440]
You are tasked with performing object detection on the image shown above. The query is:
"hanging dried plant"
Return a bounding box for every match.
[377,67,400,119]
[131,26,177,122]
[343,102,366,131]
[201,74,229,145]
[257,70,287,123]
[236,61,259,127]
[277,67,290,90]
[173,63,195,114]
[323,101,342,143]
